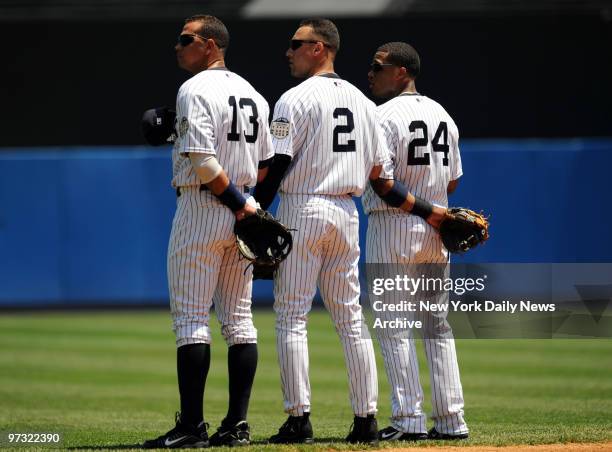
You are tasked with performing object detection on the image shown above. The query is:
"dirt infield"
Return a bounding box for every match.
[384,442,612,452]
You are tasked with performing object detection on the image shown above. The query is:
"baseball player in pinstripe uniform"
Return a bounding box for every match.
[143,15,274,449]
[258,18,384,445]
[253,19,451,446]
[363,42,469,441]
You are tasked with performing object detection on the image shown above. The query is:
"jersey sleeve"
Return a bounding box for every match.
[378,109,399,162]
[270,90,306,158]
[448,119,463,180]
[258,101,275,162]
[373,111,395,180]
[175,84,216,155]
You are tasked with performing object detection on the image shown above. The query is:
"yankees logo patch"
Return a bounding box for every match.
[179,117,189,138]
[270,117,290,139]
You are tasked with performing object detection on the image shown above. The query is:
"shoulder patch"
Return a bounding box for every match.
[179,117,189,138]
[270,117,290,139]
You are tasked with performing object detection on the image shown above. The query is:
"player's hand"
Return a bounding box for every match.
[426,205,448,229]
[235,202,257,221]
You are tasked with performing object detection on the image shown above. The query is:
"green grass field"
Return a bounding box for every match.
[0,309,611,450]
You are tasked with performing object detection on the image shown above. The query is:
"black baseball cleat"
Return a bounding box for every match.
[209,419,250,447]
[378,425,428,441]
[345,414,379,445]
[428,427,469,440]
[268,413,314,444]
[142,412,209,449]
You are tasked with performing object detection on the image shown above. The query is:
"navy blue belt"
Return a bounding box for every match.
[176,185,251,197]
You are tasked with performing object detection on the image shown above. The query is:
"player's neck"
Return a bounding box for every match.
[310,61,336,78]
[207,58,226,70]
[398,80,417,96]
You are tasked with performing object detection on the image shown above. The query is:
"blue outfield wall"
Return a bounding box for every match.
[1,139,611,306]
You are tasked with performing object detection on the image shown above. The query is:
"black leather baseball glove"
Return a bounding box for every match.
[439,207,490,253]
[234,209,293,280]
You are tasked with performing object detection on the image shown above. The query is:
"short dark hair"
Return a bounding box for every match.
[378,42,420,78]
[185,15,230,52]
[299,18,340,51]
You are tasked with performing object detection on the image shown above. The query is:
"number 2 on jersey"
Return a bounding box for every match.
[227,96,259,143]
[408,121,449,166]
[332,108,356,152]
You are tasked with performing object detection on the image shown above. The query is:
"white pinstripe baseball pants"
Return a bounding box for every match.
[366,212,468,436]
[167,186,258,348]
[274,194,378,417]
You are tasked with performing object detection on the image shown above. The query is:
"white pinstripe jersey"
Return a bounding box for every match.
[270,74,392,196]
[363,94,462,213]
[171,68,274,188]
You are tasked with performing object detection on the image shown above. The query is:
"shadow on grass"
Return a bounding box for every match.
[66,437,347,450]
[248,437,346,445]
[312,438,347,444]
[67,445,141,450]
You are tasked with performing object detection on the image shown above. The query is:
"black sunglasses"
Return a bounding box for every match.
[370,62,396,73]
[290,39,332,51]
[177,33,207,47]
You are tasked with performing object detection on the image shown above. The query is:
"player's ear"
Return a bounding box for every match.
[204,38,216,54]
[397,66,408,79]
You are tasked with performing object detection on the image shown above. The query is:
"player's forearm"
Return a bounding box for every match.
[188,154,248,214]
[254,178,280,211]
[254,154,292,210]
[370,178,446,228]
[257,167,269,183]
[256,156,274,183]
[206,173,254,217]
[205,171,230,195]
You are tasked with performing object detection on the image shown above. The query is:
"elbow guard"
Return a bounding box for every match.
[189,153,223,184]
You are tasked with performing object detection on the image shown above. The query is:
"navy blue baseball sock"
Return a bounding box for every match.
[225,343,258,424]
[177,343,210,426]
